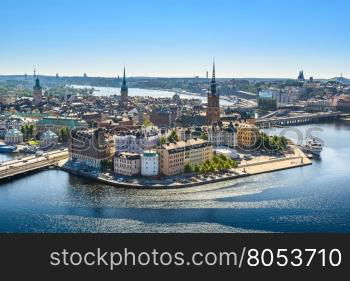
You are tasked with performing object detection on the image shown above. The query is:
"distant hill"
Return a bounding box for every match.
[329,77,350,85]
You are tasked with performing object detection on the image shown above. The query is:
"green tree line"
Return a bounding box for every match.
[185,154,238,174]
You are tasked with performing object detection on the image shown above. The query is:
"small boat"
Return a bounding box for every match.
[307,154,314,159]
[0,143,17,153]
[20,146,37,154]
[301,138,323,157]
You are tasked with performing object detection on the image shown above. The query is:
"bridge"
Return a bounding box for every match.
[0,149,68,181]
[256,112,343,128]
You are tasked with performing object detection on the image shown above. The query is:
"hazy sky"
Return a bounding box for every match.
[1,0,349,78]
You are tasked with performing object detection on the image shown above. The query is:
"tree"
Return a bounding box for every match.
[212,155,220,164]
[184,163,194,173]
[218,154,228,161]
[194,164,200,173]
[59,127,69,143]
[167,130,179,143]
[200,132,208,140]
[20,124,34,141]
[160,136,167,145]
[143,119,153,127]
[100,159,113,171]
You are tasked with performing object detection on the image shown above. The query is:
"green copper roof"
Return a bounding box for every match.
[36,117,88,128]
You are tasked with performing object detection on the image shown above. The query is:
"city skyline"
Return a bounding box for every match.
[1,0,350,78]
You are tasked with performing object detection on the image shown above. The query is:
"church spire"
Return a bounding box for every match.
[212,60,216,83]
[120,67,128,103]
[122,67,126,86]
[210,60,217,96]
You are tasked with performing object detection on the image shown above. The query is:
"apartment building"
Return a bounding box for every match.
[158,139,213,176]
[236,123,259,149]
[69,128,112,168]
[114,152,141,176]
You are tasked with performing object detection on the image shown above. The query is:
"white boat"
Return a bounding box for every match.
[303,138,323,157]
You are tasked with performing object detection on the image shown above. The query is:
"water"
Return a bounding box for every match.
[0,121,349,233]
[72,85,236,106]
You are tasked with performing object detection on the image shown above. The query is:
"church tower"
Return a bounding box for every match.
[121,67,128,103]
[33,77,43,105]
[206,61,220,125]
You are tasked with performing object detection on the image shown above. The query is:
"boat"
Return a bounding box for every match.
[307,154,314,159]
[301,138,323,157]
[20,146,37,154]
[0,143,17,153]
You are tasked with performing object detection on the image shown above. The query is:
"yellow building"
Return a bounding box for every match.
[158,139,213,176]
[236,123,259,149]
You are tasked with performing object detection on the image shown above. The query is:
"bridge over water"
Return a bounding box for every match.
[256,112,343,128]
[0,149,68,181]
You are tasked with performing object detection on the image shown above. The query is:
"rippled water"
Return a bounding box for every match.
[72,86,236,106]
[0,122,349,233]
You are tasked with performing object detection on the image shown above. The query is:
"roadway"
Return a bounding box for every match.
[0,149,69,180]
[256,111,342,124]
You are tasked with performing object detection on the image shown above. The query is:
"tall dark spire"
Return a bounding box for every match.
[210,60,217,96]
[34,77,41,90]
[122,67,126,86]
[121,67,128,102]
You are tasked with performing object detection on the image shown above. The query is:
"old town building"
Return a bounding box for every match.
[69,128,112,168]
[158,139,213,176]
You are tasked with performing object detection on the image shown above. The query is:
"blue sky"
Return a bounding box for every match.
[1,0,349,78]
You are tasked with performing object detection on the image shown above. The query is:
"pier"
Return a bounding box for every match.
[0,149,68,181]
[256,112,343,128]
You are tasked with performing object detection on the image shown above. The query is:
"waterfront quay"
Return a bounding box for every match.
[0,149,68,181]
[61,145,310,189]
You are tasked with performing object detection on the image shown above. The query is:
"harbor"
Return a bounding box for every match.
[60,145,310,189]
[0,122,348,233]
[0,141,310,188]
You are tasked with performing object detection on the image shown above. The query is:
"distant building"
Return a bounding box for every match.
[236,123,259,149]
[33,78,43,105]
[150,108,175,127]
[5,129,23,144]
[207,62,220,125]
[141,150,159,176]
[333,95,350,111]
[0,115,24,132]
[297,70,305,82]
[172,93,181,104]
[40,130,58,148]
[114,152,141,176]
[69,128,112,168]
[82,112,103,126]
[307,99,333,112]
[207,126,236,148]
[0,95,16,105]
[114,129,162,154]
[257,90,277,110]
[158,139,213,176]
[181,114,207,127]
